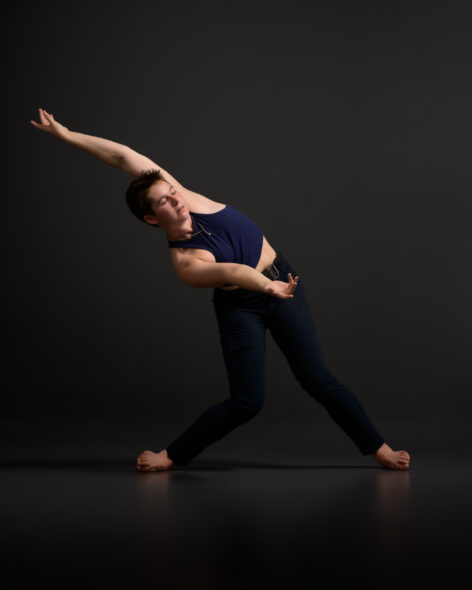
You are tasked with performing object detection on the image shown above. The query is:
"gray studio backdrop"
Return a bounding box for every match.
[3,1,471,424]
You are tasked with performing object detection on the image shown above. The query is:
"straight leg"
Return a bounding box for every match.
[267,257,385,455]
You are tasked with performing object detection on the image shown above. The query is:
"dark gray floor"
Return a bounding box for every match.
[1,416,469,589]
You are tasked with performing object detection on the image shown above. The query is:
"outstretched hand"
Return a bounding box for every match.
[30,107,70,140]
[263,273,299,299]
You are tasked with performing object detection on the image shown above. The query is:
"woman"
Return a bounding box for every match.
[30,108,411,472]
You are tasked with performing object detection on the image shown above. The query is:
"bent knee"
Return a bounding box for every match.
[231,396,264,417]
[299,372,339,400]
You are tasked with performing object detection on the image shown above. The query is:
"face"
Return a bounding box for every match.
[144,181,189,230]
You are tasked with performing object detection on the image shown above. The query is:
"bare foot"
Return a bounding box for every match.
[136,449,174,472]
[372,443,411,470]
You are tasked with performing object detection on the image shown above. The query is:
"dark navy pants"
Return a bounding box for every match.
[165,250,385,465]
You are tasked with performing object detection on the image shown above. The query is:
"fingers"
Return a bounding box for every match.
[39,107,47,124]
[42,108,55,121]
[275,275,300,299]
[30,116,47,130]
[287,273,299,293]
[38,107,51,126]
[31,108,54,132]
[268,273,300,299]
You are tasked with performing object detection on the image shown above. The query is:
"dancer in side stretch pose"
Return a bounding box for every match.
[31,108,411,471]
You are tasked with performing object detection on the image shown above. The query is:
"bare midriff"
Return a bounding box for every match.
[219,235,277,290]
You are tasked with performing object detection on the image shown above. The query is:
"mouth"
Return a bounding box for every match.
[177,206,185,214]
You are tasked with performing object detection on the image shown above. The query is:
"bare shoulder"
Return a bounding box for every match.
[170,246,216,275]
[180,188,226,213]
[121,151,226,213]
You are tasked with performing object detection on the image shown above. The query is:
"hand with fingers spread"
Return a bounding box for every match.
[30,107,70,141]
[263,273,299,299]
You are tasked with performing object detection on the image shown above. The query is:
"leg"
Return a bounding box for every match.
[267,259,385,456]
[164,306,267,466]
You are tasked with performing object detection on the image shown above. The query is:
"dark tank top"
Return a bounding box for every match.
[167,204,264,268]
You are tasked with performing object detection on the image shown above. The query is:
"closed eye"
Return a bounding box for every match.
[159,187,176,205]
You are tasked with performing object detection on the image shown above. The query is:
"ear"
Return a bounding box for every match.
[143,215,160,228]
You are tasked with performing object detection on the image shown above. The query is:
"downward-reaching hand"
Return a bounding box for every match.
[263,273,299,299]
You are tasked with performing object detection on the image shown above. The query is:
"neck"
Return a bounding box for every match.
[166,214,195,241]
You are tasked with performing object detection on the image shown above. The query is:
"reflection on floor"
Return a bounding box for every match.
[1,417,469,589]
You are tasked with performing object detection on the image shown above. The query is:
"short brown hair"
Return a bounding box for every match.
[125,168,168,226]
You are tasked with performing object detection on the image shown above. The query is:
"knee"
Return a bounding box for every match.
[231,395,264,419]
[299,371,338,401]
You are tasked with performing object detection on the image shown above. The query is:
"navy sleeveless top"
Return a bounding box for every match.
[167,204,264,268]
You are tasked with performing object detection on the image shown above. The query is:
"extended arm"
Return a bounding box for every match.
[30,108,187,190]
[177,259,298,299]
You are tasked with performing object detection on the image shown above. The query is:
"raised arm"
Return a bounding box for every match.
[30,107,187,191]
